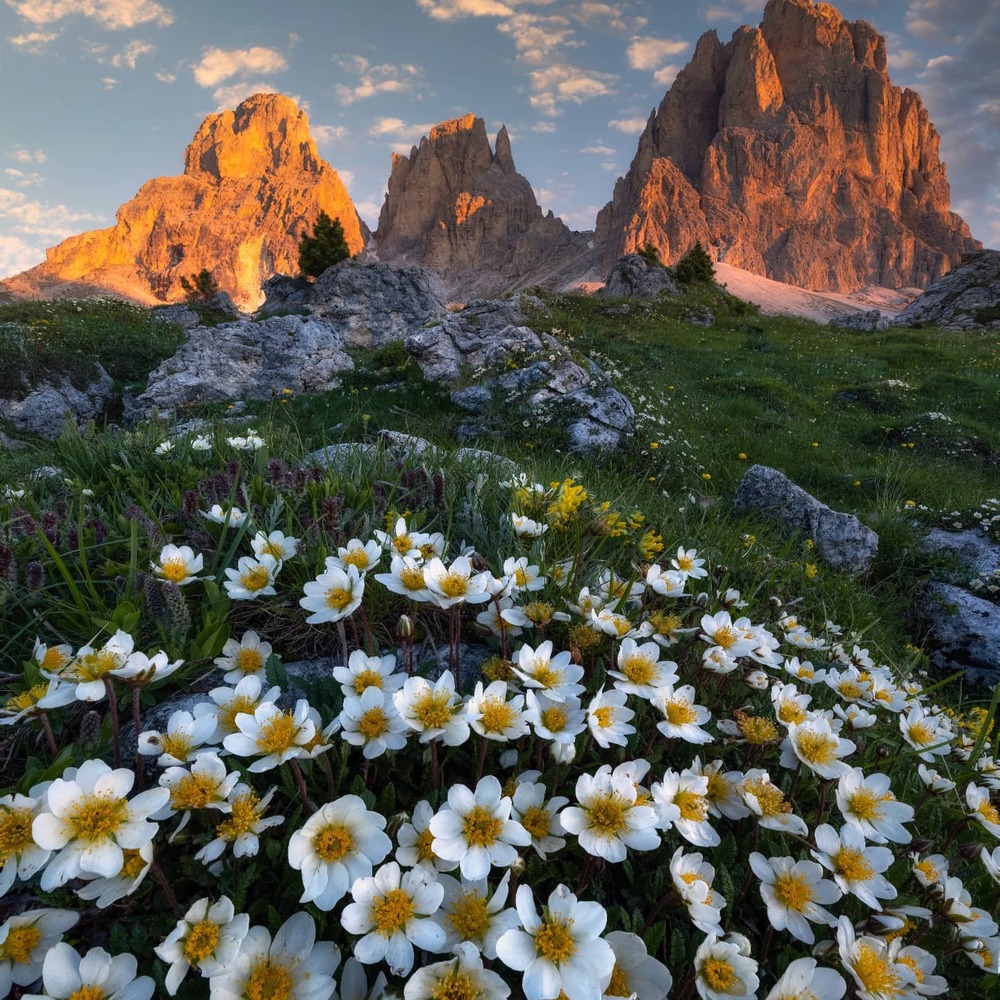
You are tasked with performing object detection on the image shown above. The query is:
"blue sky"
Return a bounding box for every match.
[1,0,997,279]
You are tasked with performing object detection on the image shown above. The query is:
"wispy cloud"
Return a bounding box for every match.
[110,37,153,68]
[312,124,351,145]
[607,115,647,134]
[368,116,436,145]
[580,143,615,155]
[627,35,689,86]
[154,68,174,82]
[209,81,286,110]
[0,187,105,241]
[334,55,424,104]
[5,168,44,186]
[7,28,59,51]
[193,46,288,88]
[529,62,617,116]
[10,147,47,164]
[5,0,173,29]
[100,75,117,88]
[573,2,647,34]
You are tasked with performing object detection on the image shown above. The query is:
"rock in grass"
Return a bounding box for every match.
[599,254,680,299]
[733,465,878,574]
[0,364,114,440]
[922,583,1000,685]
[923,528,1000,581]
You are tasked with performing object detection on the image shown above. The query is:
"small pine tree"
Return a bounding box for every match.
[179,268,219,302]
[298,211,351,279]
[638,243,661,266]
[673,241,715,284]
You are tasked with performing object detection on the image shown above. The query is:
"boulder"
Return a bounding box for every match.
[923,528,1000,582]
[893,250,1000,330]
[733,465,878,574]
[599,254,681,299]
[830,309,891,332]
[130,314,353,419]
[151,304,201,330]
[922,583,1000,685]
[0,364,115,440]
[258,274,312,315]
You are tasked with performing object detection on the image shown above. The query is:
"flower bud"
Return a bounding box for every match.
[397,615,415,639]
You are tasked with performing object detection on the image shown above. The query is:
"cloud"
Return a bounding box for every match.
[7,28,59,50]
[334,56,424,104]
[702,0,764,23]
[531,120,557,133]
[5,168,44,186]
[10,147,47,164]
[882,30,920,73]
[608,115,647,134]
[573,2,648,34]
[101,75,117,88]
[110,37,152,68]
[193,46,287,88]
[0,235,45,278]
[415,0,519,20]
[581,144,615,155]
[496,12,579,66]
[368,117,435,146]
[312,124,351,144]
[155,68,174,82]
[337,169,354,189]
[627,35,688,85]
[210,81,286,110]
[354,198,382,228]
[5,0,173,29]
[529,62,618,116]
[0,187,106,241]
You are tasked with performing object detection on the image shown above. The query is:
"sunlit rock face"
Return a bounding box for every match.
[371,114,588,297]
[594,0,980,292]
[0,93,367,311]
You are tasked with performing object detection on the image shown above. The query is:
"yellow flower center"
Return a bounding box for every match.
[392,534,415,555]
[120,848,147,880]
[169,772,219,811]
[324,587,354,611]
[400,567,426,591]
[438,572,470,598]
[520,805,551,840]
[523,602,555,625]
[737,716,779,744]
[1,925,42,964]
[848,789,884,823]
[256,712,298,754]
[239,566,272,592]
[592,705,615,728]
[650,612,682,637]
[531,663,564,690]
[611,617,632,638]
[742,778,790,817]
[416,827,436,862]
[412,690,454,730]
[908,721,934,745]
[235,648,265,674]
[705,771,731,806]
[358,707,389,740]
[774,872,813,911]
[38,647,70,670]
[6,683,49,713]
[701,957,737,991]
[217,791,261,841]
[676,556,693,571]
[68,794,128,843]
[834,848,874,882]
[478,697,515,733]
[352,668,384,694]
[853,944,904,997]
[620,654,656,686]
[372,887,415,936]
[218,693,258,735]
[540,706,568,733]
[77,649,119,681]
[260,541,286,558]
[664,698,697,726]
[977,800,1000,826]
[462,805,503,847]
[67,987,106,1000]
[897,955,924,984]
[341,548,371,570]
[514,568,529,586]
[160,731,193,761]
[160,556,190,582]
[674,790,708,822]
[605,965,631,997]
[795,731,838,766]
[313,822,354,863]
[447,888,491,940]
[838,681,862,700]
[534,919,576,964]
[586,794,629,836]
[182,919,220,965]
[914,859,940,883]
[778,701,808,725]
[244,959,294,1000]
[430,970,482,1000]
[712,626,738,650]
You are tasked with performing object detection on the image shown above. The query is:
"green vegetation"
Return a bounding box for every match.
[672,240,716,284]
[178,267,219,303]
[638,242,662,266]
[298,210,352,279]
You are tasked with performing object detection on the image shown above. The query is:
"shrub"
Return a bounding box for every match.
[673,241,715,284]
[299,211,352,279]
[638,243,662,266]
[178,268,219,303]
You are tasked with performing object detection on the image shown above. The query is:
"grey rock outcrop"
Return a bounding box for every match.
[258,274,312,315]
[733,465,878,574]
[894,250,1000,330]
[152,304,202,330]
[922,583,1000,685]
[0,364,115,439]
[923,528,1000,582]
[131,314,353,419]
[599,254,681,299]
[830,309,891,332]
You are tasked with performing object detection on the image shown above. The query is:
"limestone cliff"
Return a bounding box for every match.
[371,114,588,296]
[1,94,367,310]
[595,0,980,292]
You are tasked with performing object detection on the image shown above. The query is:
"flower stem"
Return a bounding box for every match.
[131,684,144,790]
[431,739,440,791]
[103,676,121,768]
[151,861,182,918]
[288,757,315,812]
[336,620,349,667]
[38,711,58,758]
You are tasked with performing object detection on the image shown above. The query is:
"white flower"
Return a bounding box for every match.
[341,861,447,977]
[207,911,339,1000]
[699,610,756,660]
[586,688,635,748]
[691,758,749,821]
[510,777,568,860]
[251,529,299,562]
[328,538,383,575]
[226,431,265,450]
[504,556,546,593]
[138,709,218,767]
[405,941,510,1000]
[374,517,423,559]
[835,769,914,844]
[429,776,530,880]
[825,666,872,704]
[917,764,955,794]
[496,883,614,1000]
[395,800,457,873]
[223,554,280,600]
[811,823,897,909]
[645,564,686,597]
[513,640,584,702]
[983,845,1000,885]
[195,783,283,864]
[608,639,678,700]
[152,544,203,585]
[912,853,949,889]
[300,564,365,623]
[780,717,856,779]
[154,439,174,455]
[156,753,239,828]
[154,895,249,995]
[671,546,708,580]
[110,650,182,687]
[654,684,713,744]
[694,932,759,1000]
[75,842,153,907]
[511,513,548,538]
[334,650,404,699]
[434,870,520,959]
[465,681,528,742]
[560,765,659,862]
[967,783,1000,838]
[374,555,433,602]
[339,957,388,1000]
[288,795,393,912]
[603,931,673,1000]
[650,770,718,847]
[214,630,273,684]
[201,504,248,527]
[749,852,841,944]
[0,908,78,997]
[670,848,725,934]
[837,916,916,1000]
[423,555,493,609]
[764,958,846,1000]
[51,630,134,702]
[195,675,280,742]
[900,706,952,761]
[222,699,315,771]
[394,671,469,746]
[29,942,153,1000]
[0,792,52,897]
[31,759,168,890]
[524,691,587,746]
[191,435,213,451]
[739,770,808,836]
[340,688,409,759]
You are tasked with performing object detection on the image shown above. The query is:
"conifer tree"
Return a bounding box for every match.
[298,211,351,279]
[673,241,715,284]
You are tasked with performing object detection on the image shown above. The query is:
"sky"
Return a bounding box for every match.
[1,0,998,279]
